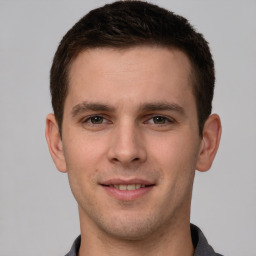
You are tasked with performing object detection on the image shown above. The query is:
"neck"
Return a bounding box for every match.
[78,208,194,256]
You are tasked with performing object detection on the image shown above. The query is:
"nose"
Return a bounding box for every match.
[107,122,147,166]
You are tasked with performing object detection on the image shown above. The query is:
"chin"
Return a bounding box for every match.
[96,213,163,241]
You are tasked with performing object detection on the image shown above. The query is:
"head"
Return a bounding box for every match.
[46,0,221,246]
[50,0,215,136]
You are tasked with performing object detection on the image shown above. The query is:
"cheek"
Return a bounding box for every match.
[62,135,107,196]
[145,135,197,219]
[149,133,198,166]
[147,133,199,192]
[63,133,107,170]
[64,142,101,210]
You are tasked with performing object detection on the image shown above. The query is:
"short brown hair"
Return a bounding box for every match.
[50,0,215,135]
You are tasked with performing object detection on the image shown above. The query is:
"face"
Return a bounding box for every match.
[57,47,204,240]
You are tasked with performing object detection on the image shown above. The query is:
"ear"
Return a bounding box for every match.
[196,114,222,172]
[45,113,67,173]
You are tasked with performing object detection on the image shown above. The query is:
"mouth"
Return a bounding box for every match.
[102,184,153,190]
[100,179,155,200]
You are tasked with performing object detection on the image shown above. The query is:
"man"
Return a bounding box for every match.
[45,1,222,255]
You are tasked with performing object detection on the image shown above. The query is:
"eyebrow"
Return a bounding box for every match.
[71,101,115,117]
[71,101,185,118]
[139,102,185,114]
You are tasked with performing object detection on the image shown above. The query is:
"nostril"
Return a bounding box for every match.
[112,157,139,162]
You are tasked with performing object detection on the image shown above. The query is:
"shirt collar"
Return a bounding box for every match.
[65,224,222,256]
[190,224,222,256]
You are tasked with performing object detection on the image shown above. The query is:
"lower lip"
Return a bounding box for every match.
[102,185,154,201]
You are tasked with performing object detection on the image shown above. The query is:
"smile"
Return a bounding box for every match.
[109,184,147,190]
[101,180,155,201]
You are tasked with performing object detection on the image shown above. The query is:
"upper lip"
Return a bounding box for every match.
[100,178,154,186]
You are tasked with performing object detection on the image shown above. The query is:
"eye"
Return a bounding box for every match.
[83,115,108,125]
[147,116,173,125]
[152,116,168,124]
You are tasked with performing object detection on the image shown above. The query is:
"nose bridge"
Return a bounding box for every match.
[108,119,146,165]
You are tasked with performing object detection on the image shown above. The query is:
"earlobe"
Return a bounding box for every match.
[196,114,222,172]
[45,113,67,173]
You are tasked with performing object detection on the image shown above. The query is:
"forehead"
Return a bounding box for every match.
[66,46,195,111]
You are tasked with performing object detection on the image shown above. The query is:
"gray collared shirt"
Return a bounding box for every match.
[65,224,223,256]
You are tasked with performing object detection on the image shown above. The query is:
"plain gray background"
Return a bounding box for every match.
[0,1,255,255]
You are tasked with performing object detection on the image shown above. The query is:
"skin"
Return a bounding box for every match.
[46,46,221,256]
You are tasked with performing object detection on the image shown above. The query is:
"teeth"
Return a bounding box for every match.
[119,185,127,191]
[127,184,135,190]
[136,184,141,189]
[111,184,147,190]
